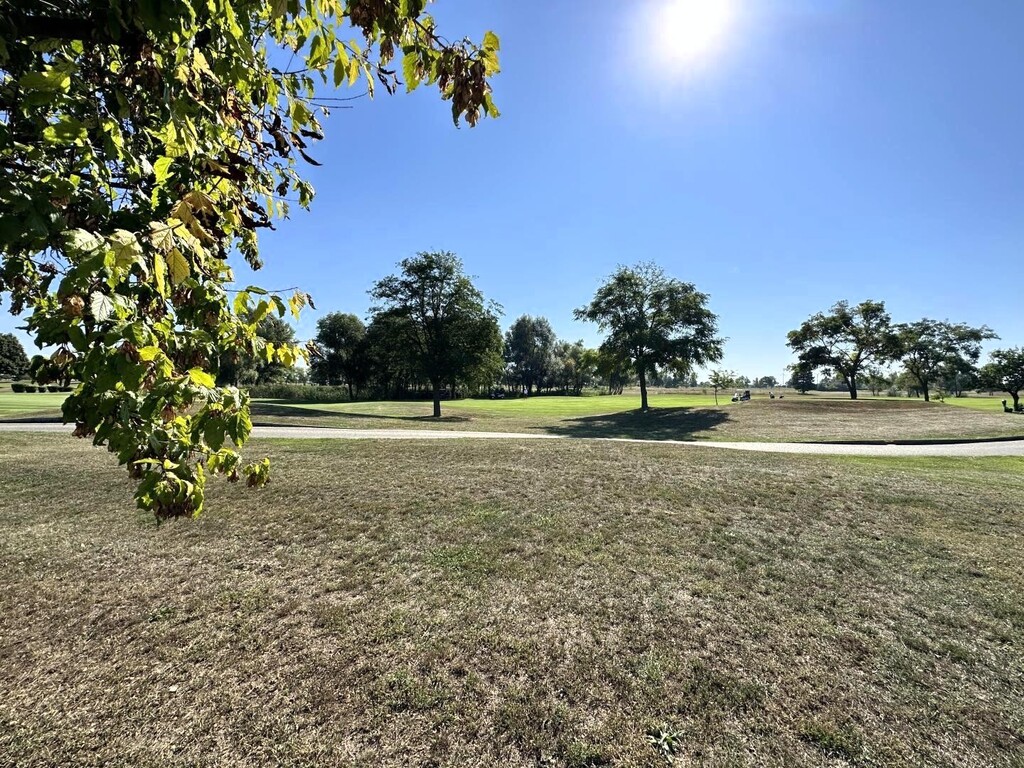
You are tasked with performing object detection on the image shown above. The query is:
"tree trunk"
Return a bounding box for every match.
[714,387,718,406]
[847,377,858,400]
[432,382,441,418]
[922,382,930,402]
[1012,392,1020,411]
[347,381,354,401]
[639,369,649,411]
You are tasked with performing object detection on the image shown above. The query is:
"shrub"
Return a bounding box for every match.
[21,384,37,392]
[59,385,74,392]
[47,385,63,393]
[247,383,351,403]
[10,382,26,393]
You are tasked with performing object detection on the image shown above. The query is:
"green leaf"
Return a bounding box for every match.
[167,248,190,286]
[204,421,226,451]
[333,45,350,87]
[153,156,174,183]
[402,52,420,92]
[233,291,250,316]
[483,31,500,52]
[188,368,216,388]
[19,69,71,93]
[137,346,162,362]
[66,228,104,254]
[90,293,115,322]
[43,116,87,146]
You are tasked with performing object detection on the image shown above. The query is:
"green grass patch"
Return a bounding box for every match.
[0,387,67,418]
[0,434,1022,765]
[251,393,1024,443]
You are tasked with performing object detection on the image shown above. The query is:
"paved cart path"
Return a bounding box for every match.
[3,422,1024,457]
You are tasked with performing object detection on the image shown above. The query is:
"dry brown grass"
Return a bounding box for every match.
[1,434,1022,766]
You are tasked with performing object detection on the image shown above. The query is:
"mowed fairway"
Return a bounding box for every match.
[0,385,67,419]
[4,386,1023,442]
[251,393,1024,443]
[1,433,1022,766]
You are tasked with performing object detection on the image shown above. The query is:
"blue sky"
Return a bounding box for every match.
[4,0,1023,381]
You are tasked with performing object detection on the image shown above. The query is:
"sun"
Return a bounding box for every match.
[652,0,735,71]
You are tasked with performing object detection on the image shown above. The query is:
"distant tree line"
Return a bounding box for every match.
[785,299,1021,409]
[212,256,723,416]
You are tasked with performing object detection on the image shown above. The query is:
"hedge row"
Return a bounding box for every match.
[246,383,351,402]
[9,383,73,393]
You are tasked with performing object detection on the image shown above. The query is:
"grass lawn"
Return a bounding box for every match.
[1,434,1022,766]
[251,394,1024,443]
[3,385,1023,442]
[943,394,1015,413]
[0,383,67,420]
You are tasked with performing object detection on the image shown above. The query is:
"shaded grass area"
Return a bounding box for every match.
[252,395,1024,443]
[1,434,1023,766]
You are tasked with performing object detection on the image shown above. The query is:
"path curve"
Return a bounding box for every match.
[3,422,1023,457]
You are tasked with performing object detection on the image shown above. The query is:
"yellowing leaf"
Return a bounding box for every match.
[167,248,190,286]
[153,252,167,297]
[183,189,215,213]
[148,220,175,253]
[109,229,143,268]
[187,368,215,388]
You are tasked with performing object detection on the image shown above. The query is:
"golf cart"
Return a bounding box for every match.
[731,389,751,402]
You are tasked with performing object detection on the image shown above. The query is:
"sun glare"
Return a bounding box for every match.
[652,0,735,71]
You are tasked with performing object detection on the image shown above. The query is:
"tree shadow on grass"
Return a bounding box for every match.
[545,406,731,441]
[250,401,472,424]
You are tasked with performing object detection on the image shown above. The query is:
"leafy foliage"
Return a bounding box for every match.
[980,347,1024,410]
[0,1,499,517]
[369,251,502,417]
[709,369,734,404]
[0,332,30,378]
[217,315,298,386]
[786,300,898,400]
[893,319,995,402]
[575,262,723,411]
[504,314,556,395]
[310,311,367,398]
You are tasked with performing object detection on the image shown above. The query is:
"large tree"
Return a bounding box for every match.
[787,300,897,400]
[369,251,502,417]
[310,312,367,398]
[980,348,1024,412]
[894,319,995,403]
[0,332,30,379]
[504,314,556,395]
[0,1,499,517]
[575,262,722,411]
